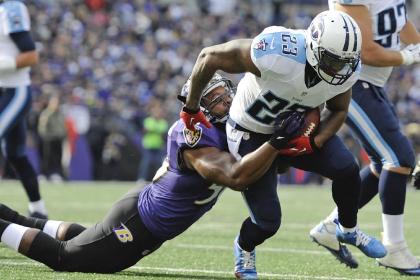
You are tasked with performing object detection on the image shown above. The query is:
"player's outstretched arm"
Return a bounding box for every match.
[334,4,406,67]
[183,143,278,191]
[185,39,260,111]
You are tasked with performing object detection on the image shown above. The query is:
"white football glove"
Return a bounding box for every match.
[400,43,420,65]
[0,56,16,72]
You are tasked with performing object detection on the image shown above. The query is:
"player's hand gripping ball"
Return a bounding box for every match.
[278,107,321,156]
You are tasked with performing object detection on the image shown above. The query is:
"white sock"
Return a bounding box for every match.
[28,200,47,215]
[382,213,404,245]
[339,224,357,233]
[42,220,63,238]
[1,224,30,251]
[325,207,338,223]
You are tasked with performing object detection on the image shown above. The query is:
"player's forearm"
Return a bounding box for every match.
[223,143,278,190]
[362,43,404,67]
[16,50,38,68]
[185,48,217,111]
[315,110,346,149]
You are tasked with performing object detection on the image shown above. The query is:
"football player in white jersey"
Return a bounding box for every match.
[310,0,420,275]
[181,10,387,279]
[0,1,48,218]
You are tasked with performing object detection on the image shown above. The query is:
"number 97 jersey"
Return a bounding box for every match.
[329,0,407,86]
[229,26,360,135]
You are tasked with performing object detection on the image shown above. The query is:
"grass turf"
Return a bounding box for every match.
[0,180,419,279]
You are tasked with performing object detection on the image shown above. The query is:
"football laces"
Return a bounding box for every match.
[304,122,316,137]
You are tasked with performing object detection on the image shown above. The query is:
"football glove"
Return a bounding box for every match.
[400,44,420,65]
[413,161,420,190]
[180,106,212,131]
[269,111,305,150]
[278,135,319,156]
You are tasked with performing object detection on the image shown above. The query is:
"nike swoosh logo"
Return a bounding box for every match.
[270,38,275,49]
[276,136,284,140]
[290,147,307,153]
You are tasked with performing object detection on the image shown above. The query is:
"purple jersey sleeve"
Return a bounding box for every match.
[174,122,226,151]
[166,121,228,172]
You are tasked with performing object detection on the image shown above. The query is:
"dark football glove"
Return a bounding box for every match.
[269,111,305,150]
[180,106,212,131]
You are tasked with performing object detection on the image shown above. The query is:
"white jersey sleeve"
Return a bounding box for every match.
[250,26,307,80]
[0,1,30,34]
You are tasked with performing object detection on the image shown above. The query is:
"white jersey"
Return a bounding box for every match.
[0,1,31,87]
[329,0,407,87]
[229,26,360,134]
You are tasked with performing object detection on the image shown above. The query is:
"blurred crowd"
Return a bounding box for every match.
[6,0,418,182]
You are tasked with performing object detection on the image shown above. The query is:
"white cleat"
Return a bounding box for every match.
[377,241,420,276]
[310,220,358,268]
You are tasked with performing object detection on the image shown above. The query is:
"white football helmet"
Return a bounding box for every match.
[306,10,362,85]
[178,73,235,124]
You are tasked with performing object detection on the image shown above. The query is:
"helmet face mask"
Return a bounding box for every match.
[306,11,362,86]
[178,73,235,124]
[315,48,360,85]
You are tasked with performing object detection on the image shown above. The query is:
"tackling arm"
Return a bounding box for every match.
[315,89,351,149]
[183,143,278,191]
[185,39,260,111]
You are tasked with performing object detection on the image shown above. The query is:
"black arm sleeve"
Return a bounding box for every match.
[9,31,36,52]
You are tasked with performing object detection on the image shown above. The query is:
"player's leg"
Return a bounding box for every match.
[287,136,386,259]
[0,186,163,273]
[227,122,279,279]
[0,86,47,218]
[0,203,86,240]
[345,82,419,274]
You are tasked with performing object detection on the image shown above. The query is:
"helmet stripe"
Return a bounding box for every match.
[348,17,358,52]
[340,14,350,52]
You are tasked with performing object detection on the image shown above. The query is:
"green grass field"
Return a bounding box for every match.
[0,181,419,280]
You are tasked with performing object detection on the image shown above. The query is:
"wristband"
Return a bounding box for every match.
[182,106,200,114]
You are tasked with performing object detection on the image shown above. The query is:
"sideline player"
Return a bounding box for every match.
[0,74,302,273]
[310,0,420,275]
[0,0,48,218]
[180,10,387,279]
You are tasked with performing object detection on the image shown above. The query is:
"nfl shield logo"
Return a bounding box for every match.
[183,126,202,147]
[254,39,267,51]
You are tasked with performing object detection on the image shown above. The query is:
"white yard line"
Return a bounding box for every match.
[0,260,379,280]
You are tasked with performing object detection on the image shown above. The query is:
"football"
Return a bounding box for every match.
[300,107,321,137]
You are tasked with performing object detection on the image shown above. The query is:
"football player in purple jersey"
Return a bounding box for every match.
[0,73,302,273]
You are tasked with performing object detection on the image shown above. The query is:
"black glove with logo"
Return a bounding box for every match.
[269,111,305,150]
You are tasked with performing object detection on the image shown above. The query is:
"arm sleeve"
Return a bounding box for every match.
[1,1,30,34]
[175,124,222,150]
[250,31,276,77]
[9,31,35,52]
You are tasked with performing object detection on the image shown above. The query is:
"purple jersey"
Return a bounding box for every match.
[138,120,228,240]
